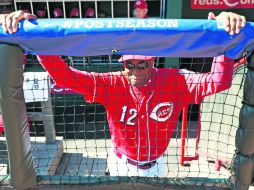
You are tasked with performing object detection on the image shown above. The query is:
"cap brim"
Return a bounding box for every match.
[118,55,155,62]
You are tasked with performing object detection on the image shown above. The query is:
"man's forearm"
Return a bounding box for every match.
[37,55,88,94]
[210,55,234,93]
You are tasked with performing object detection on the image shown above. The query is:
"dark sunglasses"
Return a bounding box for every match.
[125,61,149,70]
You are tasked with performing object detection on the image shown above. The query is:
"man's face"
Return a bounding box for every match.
[134,8,147,18]
[123,59,153,87]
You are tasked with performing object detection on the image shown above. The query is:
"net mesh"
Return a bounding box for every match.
[0,54,247,189]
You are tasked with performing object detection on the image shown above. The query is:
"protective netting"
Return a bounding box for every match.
[199,61,247,170]
[0,52,247,190]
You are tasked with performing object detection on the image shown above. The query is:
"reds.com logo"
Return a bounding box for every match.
[192,0,254,9]
[150,102,174,122]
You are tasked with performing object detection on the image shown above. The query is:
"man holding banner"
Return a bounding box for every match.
[0,10,246,177]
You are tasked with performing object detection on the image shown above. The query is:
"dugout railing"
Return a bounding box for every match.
[0,44,249,190]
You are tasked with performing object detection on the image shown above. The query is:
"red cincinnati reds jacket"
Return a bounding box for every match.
[37,55,234,162]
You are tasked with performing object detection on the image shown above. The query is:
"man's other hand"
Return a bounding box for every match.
[0,10,37,34]
[208,11,246,35]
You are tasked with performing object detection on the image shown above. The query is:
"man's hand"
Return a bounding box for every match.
[0,10,37,34]
[208,12,246,35]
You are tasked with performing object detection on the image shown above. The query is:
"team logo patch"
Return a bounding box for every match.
[150,102,174,122]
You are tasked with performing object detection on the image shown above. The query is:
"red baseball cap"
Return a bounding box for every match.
[134,0,148,9]
[69,7,80,18]
[53,7,63,18]
[118,55,155,62]
[36,9,46,18]
[85,7,95,17]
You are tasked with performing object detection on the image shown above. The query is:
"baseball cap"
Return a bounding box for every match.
[36,9,46,18]
[2,7,12,14]
[23,8,31,14]
[118,55,155,62]
[53,7,63,18]
[85,7,95,17]
[69,7,80,18]
[134,0,148,9]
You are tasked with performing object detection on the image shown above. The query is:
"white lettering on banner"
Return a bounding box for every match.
[125,20,135,28]
[135,20,147,28]
[62,21,73,29]
[74,20,84,28]
[116,20,125,28]
[62,19,179,29]
[147,20,157,28]
[84,20,94,28]
[105,20,114,28]
[95,20,105,28]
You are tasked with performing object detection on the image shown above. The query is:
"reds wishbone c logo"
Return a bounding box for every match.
[150,102,174,122]
[223,0,239,7]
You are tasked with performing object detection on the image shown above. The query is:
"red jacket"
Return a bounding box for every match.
[37,55,234,162]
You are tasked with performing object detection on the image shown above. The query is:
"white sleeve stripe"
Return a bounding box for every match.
[179,69,195,75]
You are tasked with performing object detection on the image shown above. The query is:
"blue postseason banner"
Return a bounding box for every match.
[0,18,254,59]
